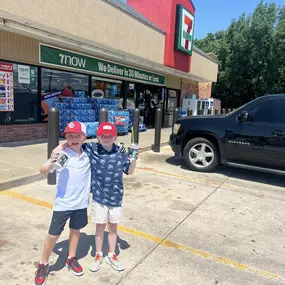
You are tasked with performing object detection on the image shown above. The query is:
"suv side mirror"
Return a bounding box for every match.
[238,111,249,122]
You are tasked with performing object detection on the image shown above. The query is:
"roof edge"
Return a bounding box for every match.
[193,45,219,63]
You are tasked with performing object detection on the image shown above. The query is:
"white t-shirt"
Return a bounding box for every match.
[45,148,91,211]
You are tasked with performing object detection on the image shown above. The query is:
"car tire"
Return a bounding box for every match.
[183,137,220,172]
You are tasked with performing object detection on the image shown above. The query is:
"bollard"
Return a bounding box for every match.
[222,108,226,115]
[47,107,59,185]
[187,108,193,117]
[132,108,140,144]
[207,109,212,115]
[154,108,162,153]
[198,108,203,115]
[99,108,108,124]
[172,108,179,133]
[215,109,219,115]
[227,108,231,114]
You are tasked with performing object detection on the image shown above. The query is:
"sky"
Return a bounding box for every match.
[122,0,285,39]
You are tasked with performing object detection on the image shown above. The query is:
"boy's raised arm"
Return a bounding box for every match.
[40,152,58,175]
[128,159,137,175]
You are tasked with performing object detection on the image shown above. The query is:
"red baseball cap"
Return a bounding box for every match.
[97,122,117,137]
[62,121,87,137]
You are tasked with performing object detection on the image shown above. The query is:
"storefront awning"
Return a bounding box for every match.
[0,18,206,84]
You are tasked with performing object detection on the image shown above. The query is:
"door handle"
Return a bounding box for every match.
[272,130,285,136]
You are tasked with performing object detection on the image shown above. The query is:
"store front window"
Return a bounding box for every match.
[91,76,121,99]
[138,86,163,127]
[41,68,88,121]
[0,61,39,125]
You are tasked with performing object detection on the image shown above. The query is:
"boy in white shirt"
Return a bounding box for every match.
[34,121,91,285]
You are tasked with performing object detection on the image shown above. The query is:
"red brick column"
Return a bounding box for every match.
[180,80,199,105]
[198,82,212,99]
[181,80,213,105]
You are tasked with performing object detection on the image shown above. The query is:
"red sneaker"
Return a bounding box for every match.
[66,256,84,276]
[35,263,49,285]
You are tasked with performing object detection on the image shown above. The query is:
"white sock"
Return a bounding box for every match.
[40,261,49,265]
[96,252,103,256]
[108,252,115,257]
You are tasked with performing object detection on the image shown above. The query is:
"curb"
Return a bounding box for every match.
[0,141,170,191]
[0,173,45,192]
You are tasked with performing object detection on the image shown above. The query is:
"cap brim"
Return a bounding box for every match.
[97,132,117,137]
[62,130,86,137]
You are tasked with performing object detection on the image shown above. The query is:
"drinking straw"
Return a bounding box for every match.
[131,126,134,144]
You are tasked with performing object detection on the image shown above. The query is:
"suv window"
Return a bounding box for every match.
[249,98,285,124]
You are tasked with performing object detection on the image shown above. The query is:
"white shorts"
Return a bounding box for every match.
[92,201,123,224]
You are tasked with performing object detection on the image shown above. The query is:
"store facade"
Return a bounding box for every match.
[0,0,218,142]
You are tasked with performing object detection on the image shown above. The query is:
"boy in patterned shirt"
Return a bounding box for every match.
[55,122,137,272]
[86,122,137,272]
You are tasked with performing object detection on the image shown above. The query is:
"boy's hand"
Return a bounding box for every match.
[47,152,59,172]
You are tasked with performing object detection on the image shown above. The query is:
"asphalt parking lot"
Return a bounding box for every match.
[1,146,285,285]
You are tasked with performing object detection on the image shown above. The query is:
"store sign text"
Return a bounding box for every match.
[59,54,87,68]
[40,44,165,85]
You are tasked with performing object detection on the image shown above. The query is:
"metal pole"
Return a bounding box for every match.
[187,108,192,117]
[132,108,140,144]
[222,108,226,115]
[172,108,179,133]
[99,108,108,124]
[47,107,59,185]
[154,108,162,153]
[227,108,231,114]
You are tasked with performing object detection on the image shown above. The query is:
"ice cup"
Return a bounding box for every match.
[54,152,69,169]
[128,143,139,160]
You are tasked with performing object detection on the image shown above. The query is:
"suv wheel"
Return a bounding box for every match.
[183,137,220,172]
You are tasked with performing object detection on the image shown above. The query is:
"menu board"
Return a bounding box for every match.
[0,62,14,112]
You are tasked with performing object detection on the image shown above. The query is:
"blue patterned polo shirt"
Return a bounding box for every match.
[82,142,131,207]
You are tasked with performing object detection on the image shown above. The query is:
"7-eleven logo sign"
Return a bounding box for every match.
[175,5,195,55]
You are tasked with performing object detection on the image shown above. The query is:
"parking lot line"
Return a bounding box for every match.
[0,190,281,281]
[136,167,238,190]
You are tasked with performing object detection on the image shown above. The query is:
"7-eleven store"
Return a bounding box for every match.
[0,0,218,142]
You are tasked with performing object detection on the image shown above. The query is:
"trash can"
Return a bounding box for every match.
[163,109,173,127]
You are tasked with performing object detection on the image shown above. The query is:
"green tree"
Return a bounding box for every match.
[194,1,285,108]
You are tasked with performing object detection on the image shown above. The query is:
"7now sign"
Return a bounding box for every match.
[175,4,195,56]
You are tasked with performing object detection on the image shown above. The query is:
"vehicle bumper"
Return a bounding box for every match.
[169,133,182,156]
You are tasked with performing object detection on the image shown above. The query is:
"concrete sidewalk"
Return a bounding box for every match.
[0,128,172,190]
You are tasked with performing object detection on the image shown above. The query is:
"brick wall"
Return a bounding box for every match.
[198,82,212,99]
[180,80,212,104]
[0,124,48,143]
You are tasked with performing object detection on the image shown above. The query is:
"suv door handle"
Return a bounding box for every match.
[272,130,285,136]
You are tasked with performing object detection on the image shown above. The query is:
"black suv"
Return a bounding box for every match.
[169,94,285,174]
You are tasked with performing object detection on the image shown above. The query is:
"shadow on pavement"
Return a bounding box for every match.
[165,156,285,189]
[49,232,130,272]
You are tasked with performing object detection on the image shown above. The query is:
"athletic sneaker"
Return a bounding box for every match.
[34,263,49,285]
[66,256,84,276]
[89,253,103,272]
[106,253,125,271]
